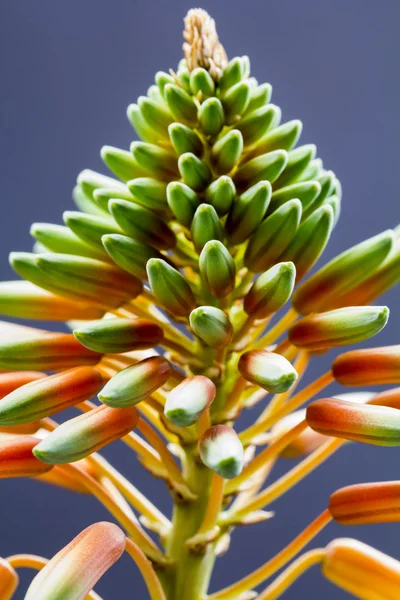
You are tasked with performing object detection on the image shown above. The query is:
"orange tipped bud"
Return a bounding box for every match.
[25,522,126,600]
[0,436,52,478]
[271,409,327,458]
[238,350,298,394]
[73,318,164,354]
[370,387,400,410]
[306,397,400,446]
[0,371,46,399]
[0,558,18,599]
[329,481,400,525]
[322,538,400,599]
[333,345,400,386]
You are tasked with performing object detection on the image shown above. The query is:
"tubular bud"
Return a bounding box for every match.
[0,367,104,425]
[102,234,165,280]
[0,558,18,599]
[33,405,139,463]
[138,95,174,138]
[74,318,163,354]
[101,145,148,182]
[289,306,389,351]
[0,436,52,478]
[164,375,216,426]
[306,397,400,446]
[147,258,196,317]
[245,82,272,114]
[0,371,46,399]
[191,204,223,253]
[189,306,233,347]
[199,425,244,479]
[127,102,161,145]
[178,152,212,191]
[31,223,107,261]
[198,97,225,136]
[126,177,168,212]
[234,150,288,188]
[168,122,203,156]
[167,181,200,227]
[219,57,247,92]
[332,345,400,386]
[98,356,171,408]
[211,130,243,174]
[63,211,122,251]
[254,119,302,154]
[238,350,298,394]
[204,176,236,216]
[76,169,125,201]
[189,67,215,97]
[269,180,321,214]
[226,181,271,245]
[222,81,251,119]
[244,261,296,319]
[236,105,281,146]
[322,538,400,600]
[329,481,400,525]
[130,141,178,180]
[274,144,316,188]
[199,241,236,298]
[25,522,126,600]
[164,83,198,124]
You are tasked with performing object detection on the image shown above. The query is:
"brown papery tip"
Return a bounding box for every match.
[183,8,228,80]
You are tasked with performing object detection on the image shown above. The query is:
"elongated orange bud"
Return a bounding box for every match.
[33,405,139,464]
[333,345,400,385]
[370,387,400,409]
[329,481,400,525]
[25,522,126,600]
[0,558,18,599]
[0,371,46,399]
[322,538,400,599]
[0,436,52,478]
[306,397,400,446]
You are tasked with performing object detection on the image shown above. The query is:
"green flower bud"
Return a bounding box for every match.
[126,103,160,144]
[92,186,134,213]
[302,171,335,218]
[244,262,296,319]
[73,185,107,218]
[289,306,389,351]
[274,144,317,189]
[236,104,281,146]
[76,169,123,201]
[164,375,216,427]
[191,205,223,253]
[235,150,288,188]
[109,199,176,250]
[99,356,171,408]
[199,425,244,479]
[297,157,323,182]
[279,205,334,281]
[211,130,243,174]
[219,57,247,92]
[155,71,175,96]
[74,318,164,354]
[204,176,236,217]
[126,178,168,212]
[222,81,251,120]
[238,350,298,394]
[244,199,302,272]
[198,97,225,136]
[189,67,215,98]
[189,306,233,348]
[138,95,174,138]
[244,82,272,114]
[178,152,212,191]
[252,119,303,154]
[147,258,196,317]
[199,241,236,298]
[226,181,271,245]
[102,234,165,280]
[63,212,122,251]
[168,123,203,156]
[324,194,341,226]
[269,180,321,214]
[292,230,395,314]
[130,142,178,180]
[164,83,198,124]
[30,223,106,261]
[101,146,147,182]
[147,84,164,103]
[166,182,200,228]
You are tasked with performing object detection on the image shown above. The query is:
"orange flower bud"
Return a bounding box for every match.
[0,436,52,478]
[0,371,46,399]
[333,345,400,386]
[329,481,400,525]
[0,558,18,599]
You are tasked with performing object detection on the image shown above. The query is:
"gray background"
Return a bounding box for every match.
[0,1,399,598]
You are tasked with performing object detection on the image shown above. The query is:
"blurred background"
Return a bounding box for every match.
[0,0,399,597]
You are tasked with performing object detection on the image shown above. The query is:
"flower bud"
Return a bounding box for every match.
[0,558,18,599]
[244,199,302,272]
[189,67,215,97]
[102,234,164,280]
[31,222,107,261]
[101,145,147,181]
[199,98,225,136]
[370,387,400,410]
[238,350,298,394]
[191,205,223,253]
[244,262,296,319]
[199,425,244,479]
[269,180,321,214]
[33,405,139,464]
[322,538,400,599]
[189,306,233,347]
[332,345,400,386]
[0,367,104,426]
[236,105,281,146]
[226,181,271,245]
[74,318,163,354]
[0,371,45,399]
[164,376,216,427]
[211,130,243,174]
[297,157,323,182]
[204,176,236,217]
[25,522,126,600]
[235,150,288,188]
[130,141,178,180]
[109,199,176,250]
[293,230,395,314]
[168,123,203,156]
[63,211,122,251]
[178,153,212,191]
[219,57,247,92]
[329,481,400,525]
[127,102,161,145]
[254,119,302,154]
[222,81,251,119]
[289,306,389,351]
[167,181,200,228]
[0,436,52,478]
[164,83,198,124]
[245,82,272,114]
[126,177,168,212]
[138,95,174,138]
[199,241,236,298]
[274,144,316,189]
[99,356,170,408]
[76,169,125,202]
[147,258,196,317]
[271,409,327,459]
[0,332,101,371]
[306,397,400,446]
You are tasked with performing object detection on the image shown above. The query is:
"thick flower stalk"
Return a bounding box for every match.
[0,7,399,599]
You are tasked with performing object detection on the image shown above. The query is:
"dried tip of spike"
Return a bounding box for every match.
[183,9,228,80]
